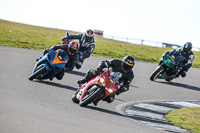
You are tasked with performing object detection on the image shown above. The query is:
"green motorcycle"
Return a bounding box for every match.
[150,49,184,82]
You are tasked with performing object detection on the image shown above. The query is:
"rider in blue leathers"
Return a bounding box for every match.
[62,29,95,70]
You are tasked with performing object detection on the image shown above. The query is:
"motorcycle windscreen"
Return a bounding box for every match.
[164,50,184,68]
[170,50,184,65]
[173,55,184,64]
[109,72,119,84]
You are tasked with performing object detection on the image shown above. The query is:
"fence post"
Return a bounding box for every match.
[141,39,144,45]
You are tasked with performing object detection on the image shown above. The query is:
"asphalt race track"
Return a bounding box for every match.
[0,46,200,133]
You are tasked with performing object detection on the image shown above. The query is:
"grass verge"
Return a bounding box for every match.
[165,107,200,133]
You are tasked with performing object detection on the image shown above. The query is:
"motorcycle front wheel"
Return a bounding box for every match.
[72,90,80,103]
[79,85,104,107]
[150,66,163,81]
[29,66,47,81]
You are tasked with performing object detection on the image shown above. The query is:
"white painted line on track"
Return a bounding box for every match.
[141,121,188,133]
[134,103,173,113]
[126,109,165,120]
[166,102,200,107]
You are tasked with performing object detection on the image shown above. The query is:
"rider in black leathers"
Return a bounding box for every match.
[158,42,195,80]
[77,55,135,106]
[176,42,195,78]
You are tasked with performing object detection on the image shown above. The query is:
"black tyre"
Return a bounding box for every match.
[150,66,163,81]
[29,66,47,80]
[65,63,74,72]
[79,86,103,107]
[72,90,80,103]
[165,78,172,82]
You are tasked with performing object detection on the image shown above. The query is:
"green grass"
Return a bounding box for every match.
[0,19,200,68]
[165,107,200,133]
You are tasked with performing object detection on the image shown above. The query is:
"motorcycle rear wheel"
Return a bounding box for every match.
[29,66,47,80]
[79,86,103,107]
[150,66,162,81]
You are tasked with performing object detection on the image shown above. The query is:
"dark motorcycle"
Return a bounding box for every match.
[150,49,185,82]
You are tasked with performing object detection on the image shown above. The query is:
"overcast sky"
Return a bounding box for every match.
[1,0,200,49]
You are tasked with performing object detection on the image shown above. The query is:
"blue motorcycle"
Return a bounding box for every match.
[29,49,68,81]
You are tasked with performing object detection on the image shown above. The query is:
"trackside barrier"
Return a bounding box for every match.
[103,35,200,51]
[69,30,200,51]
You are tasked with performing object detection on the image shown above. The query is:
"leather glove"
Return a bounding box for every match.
[97,67,103,72]
[62,36,68,41]
[79,54,83,60]
[43,48,51,56]
[180,63,187,68]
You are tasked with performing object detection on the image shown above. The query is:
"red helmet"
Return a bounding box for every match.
[68,40,80,55]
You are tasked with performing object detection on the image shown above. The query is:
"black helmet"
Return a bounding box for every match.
[183,42,192,53]
[85,29,94,42]
[121,55,135,72]
[68,40,80,55]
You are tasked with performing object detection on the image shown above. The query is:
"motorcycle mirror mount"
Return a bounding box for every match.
[65,32,69,44]
[105,61,110,76]
[66,32,69,37]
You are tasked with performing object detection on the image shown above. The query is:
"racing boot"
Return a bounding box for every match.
[49,76,53,81]
[180,71,187,77]
[165,77,174,82]
[77,69,96,86]
[93,99,99,106]
[77,78,87,86]
[175,71,181,78]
